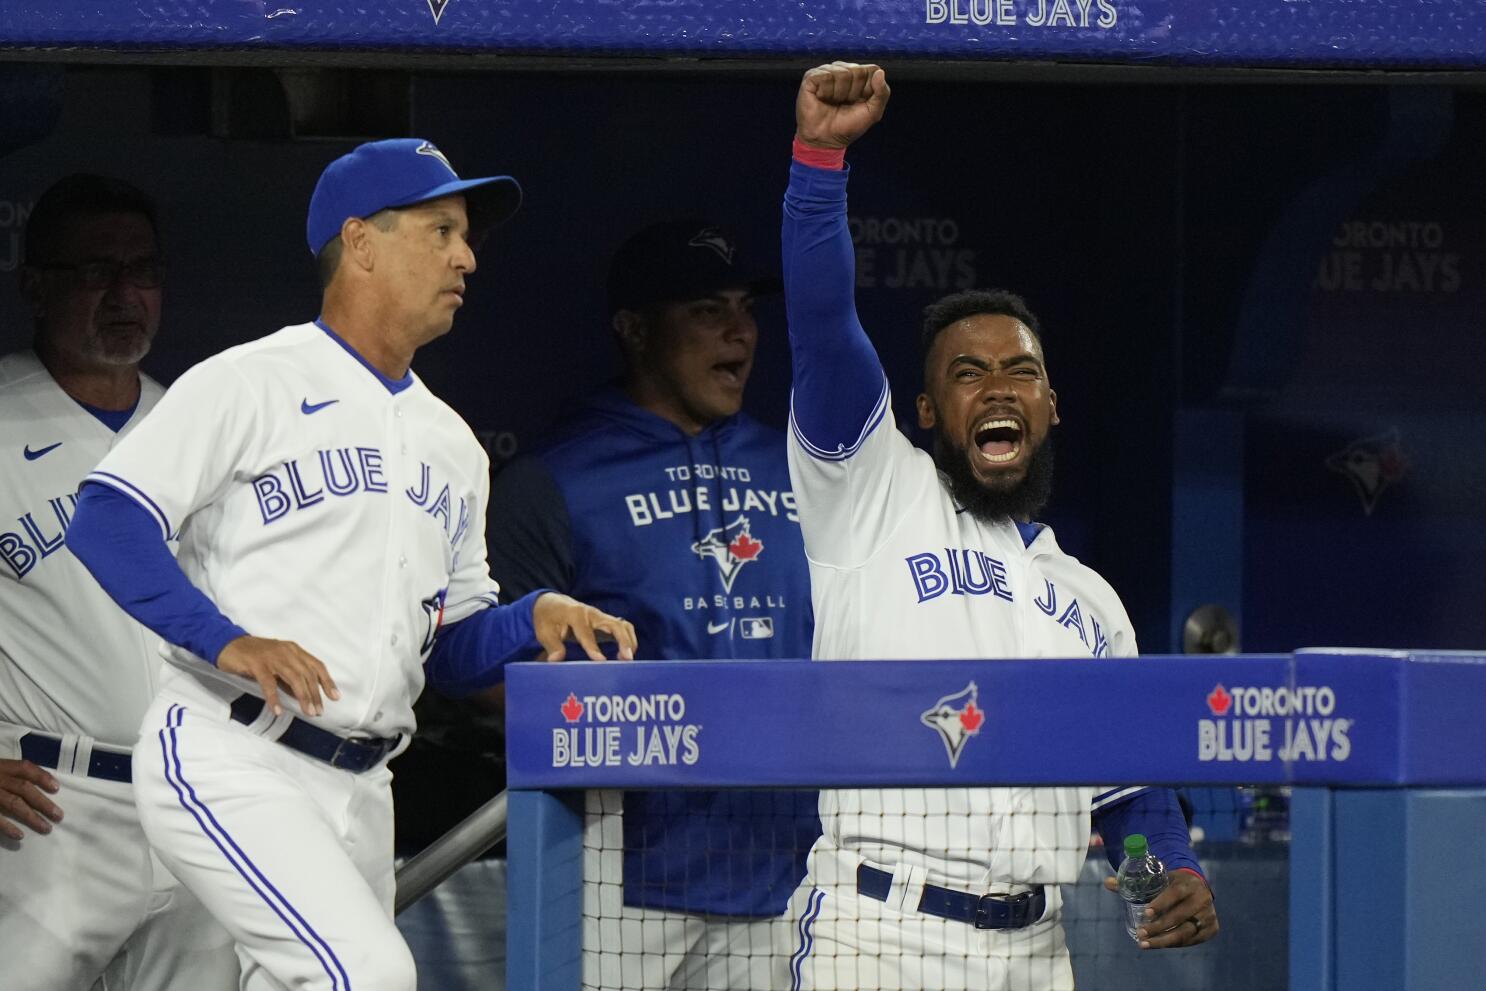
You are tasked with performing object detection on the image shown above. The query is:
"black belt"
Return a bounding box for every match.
[857,865,1046,930]
[229,696,400,774]
[19,733,132,783]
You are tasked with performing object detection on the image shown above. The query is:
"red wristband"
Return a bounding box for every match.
[792,137,846,171]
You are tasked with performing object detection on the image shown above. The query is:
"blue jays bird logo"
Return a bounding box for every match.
[688,227,735,265]
[1325,428,1409,516]
[691,515,763,593]
[419,588,448,655]
[416,141,456,175]
[920,682,985,768]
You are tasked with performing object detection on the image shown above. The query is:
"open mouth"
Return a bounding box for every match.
[713,360,747,386]
[974,417,1023,464]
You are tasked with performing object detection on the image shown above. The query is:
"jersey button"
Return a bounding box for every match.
[398,556,407,569]
[390,634,399,646]
[395,409,404,418]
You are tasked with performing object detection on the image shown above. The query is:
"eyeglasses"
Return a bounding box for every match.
[34,257,164,290]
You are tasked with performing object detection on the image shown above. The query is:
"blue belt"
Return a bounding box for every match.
[229,696,400,774]
[19,733,132,783]
[857,864,1046,930]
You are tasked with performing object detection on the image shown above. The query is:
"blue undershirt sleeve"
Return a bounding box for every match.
[424,589,548,698]
[783,159,892,455]
[1092,788,1206,881]
[65,483,247,665]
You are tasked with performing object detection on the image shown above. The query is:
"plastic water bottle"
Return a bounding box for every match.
[1116,833,1168,942]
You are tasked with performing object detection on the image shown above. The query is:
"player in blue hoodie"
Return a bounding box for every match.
[487,220,818,990]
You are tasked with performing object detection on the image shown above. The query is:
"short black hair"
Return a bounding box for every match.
[24,173,158,265]
[920,289,1045,370]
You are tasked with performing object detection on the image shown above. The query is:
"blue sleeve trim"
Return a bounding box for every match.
[424,589,547,698]
[84,470,173,539]
[1092,787,1206,881]
[788,376,891,462]
[1092,785,1151,810]
[66,484,247,665]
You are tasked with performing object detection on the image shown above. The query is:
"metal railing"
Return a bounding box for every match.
[394,789,509,916]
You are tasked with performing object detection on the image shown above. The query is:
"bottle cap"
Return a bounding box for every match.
[1123,834,1149,858]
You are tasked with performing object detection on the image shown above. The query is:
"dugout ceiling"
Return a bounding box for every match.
[4,0,1486,71]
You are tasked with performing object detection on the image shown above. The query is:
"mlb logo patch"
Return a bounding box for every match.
[739,617,774,640]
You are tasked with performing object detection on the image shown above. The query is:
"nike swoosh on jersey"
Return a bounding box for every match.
[301,398,339,414]
[706,619,732,635]
[23,442,63,461]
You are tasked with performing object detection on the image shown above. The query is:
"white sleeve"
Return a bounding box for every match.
[440,443,501,625]
[786,382,936,570]
[1092,598,1143,808]
[86,358,263,538]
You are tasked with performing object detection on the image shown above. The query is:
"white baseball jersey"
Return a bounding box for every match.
[1,350,239,991]
[788,382,1139,888]
[85,321,500,738]
[0,350,166,744]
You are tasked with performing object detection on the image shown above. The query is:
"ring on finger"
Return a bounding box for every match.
[1190,916,1203,933]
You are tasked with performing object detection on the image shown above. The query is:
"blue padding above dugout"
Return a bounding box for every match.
[6,1,1486,67]
[505,650,1486,790]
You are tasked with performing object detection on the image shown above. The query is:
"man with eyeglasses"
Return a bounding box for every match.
[0,173,239,989]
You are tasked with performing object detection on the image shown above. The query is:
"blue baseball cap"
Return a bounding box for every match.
[305,138,522,255]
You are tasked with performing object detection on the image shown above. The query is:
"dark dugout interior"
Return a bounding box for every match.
[4,59,1486,849]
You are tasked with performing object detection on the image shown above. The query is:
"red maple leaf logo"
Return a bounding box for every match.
[561,692,584,723]
[1207,684,1232,716]
[728,532,763,561]
[959,700,984,733]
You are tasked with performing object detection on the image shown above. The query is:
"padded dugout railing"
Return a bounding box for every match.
[503,650,1486,991]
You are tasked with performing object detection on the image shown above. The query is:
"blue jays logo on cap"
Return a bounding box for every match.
[415,141,456,175]
[687,227,735,264]
[306,137,522,255]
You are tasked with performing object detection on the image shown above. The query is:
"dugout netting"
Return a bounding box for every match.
[505,652,1486,991]
[575,785,1285,991]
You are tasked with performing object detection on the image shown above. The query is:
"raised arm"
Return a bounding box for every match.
[784,62,895,458]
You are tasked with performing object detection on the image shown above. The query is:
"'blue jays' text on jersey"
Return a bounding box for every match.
[0,351,166,743]
[487,387,818,917]
[784,159,1155,889]
[84,322,501,740]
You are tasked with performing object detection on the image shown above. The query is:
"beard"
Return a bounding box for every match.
[84,322,155,366]
[933,430,1055,526]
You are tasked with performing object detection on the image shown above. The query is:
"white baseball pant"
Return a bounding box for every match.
[0,723,238,991]
[132,693,415,991]
[784,842,1073,991]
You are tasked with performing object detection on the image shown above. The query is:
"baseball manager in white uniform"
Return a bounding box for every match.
[780,64,1219,990]
[65,139,637,991]
[1,173,237,990]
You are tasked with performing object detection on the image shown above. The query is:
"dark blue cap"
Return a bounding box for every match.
[606,218,781,315]
[306,138,522,255]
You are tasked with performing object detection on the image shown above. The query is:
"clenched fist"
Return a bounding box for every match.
[796,61,891,151]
